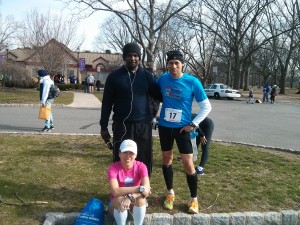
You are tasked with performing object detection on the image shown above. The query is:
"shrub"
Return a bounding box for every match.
[56,83,84,91]
[4,79,37,88]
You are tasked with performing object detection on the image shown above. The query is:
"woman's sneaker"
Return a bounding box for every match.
[50,125,54,130]
[163,193,175,210]
[188,199,199,214]
[195,166,205,176]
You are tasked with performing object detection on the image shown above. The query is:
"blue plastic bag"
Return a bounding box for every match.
[75,198,104,225]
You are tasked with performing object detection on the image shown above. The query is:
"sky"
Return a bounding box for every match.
[0,0,109,51]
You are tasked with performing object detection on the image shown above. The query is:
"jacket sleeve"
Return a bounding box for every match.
[192,99,212,126]
[149,75,162,102]
[100,74,114,130]
[41,81,51,104]
[148,74,162,118]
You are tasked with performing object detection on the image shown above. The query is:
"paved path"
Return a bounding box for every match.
[67,92,101,109]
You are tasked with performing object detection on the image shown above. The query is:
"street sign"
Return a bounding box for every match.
[213,67,218,73]
[0,55,6,61]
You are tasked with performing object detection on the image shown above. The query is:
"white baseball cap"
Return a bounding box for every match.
[120,139,137,155]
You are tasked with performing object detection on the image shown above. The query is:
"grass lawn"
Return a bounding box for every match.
[0,88,74,105]
[93,91,103,102]
[0,134,299,225]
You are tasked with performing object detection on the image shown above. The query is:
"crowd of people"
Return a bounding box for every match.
[247,84,278,104]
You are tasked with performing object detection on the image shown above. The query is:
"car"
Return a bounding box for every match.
[204,83,241,100]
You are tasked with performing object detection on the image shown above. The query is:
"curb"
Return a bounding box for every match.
[43,210,300,225]
[212,139,299,154]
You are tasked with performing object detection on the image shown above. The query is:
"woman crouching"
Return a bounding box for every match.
[107,139,151,225]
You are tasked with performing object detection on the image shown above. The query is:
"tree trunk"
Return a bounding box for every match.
[279,67,287,94]
[244,66,250,91]
[233,47,241,89]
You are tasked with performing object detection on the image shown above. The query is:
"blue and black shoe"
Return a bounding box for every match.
[195,166,205,176]
[41,126,50,132]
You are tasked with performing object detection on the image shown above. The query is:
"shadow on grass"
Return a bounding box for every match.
[0,124,41,132]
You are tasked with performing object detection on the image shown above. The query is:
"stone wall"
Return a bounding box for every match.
[44,210,299,225]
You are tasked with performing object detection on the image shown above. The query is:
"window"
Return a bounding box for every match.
[96,64,105,72]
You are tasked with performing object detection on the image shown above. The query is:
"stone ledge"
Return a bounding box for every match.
[43,210,299,225]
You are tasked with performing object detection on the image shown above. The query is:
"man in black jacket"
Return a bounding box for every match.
[100,43,159,177]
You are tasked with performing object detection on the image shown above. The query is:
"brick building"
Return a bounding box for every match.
[3,39,123,84]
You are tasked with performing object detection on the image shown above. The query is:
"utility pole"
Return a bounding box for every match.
[2,44,9,88]
[6,44,9,60]
[77,46,80,84]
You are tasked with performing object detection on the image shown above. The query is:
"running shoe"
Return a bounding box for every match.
[40,126,50,132]
[188,199,199,214]
[163,194,175,210]
[195,166,205,176]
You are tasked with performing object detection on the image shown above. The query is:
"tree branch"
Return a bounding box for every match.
[0,193,48,206]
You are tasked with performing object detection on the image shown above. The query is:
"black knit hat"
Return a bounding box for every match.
[122,43,141,59]
[167,50,184,63]
[37,69,47,77]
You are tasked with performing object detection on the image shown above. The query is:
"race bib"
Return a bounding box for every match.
[164,108,182,122]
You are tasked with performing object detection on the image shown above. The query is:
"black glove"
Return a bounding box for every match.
[101,130,111,142]
[101,130,113,150]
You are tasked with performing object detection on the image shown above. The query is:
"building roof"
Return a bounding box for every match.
[74,51,123,66]
[4,39,123,68]
[6,48,36,62]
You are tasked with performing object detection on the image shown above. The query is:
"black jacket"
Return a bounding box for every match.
[100,65,160,130]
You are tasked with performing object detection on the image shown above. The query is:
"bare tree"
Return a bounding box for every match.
[0,14,18,51]
[185,0,275,89]
[239,21,260,90]
[17,9,82,49]
[158,14,218,86]
[265,0,300,94]
[60,0,194,71]
[94,16,136,52]
[252,45,277,86]
[289,58,297,88]
[172,2,221,86]
[16,9,83,77]
[0,12,20,87]
[289,47,300,89]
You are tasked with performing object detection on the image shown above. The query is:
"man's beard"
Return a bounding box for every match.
[126,61,139,70]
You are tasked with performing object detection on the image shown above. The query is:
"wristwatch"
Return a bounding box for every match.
[189,122,196,128]
[139,185,145,194]
[139,185,145,193]
[127,193,135,204]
